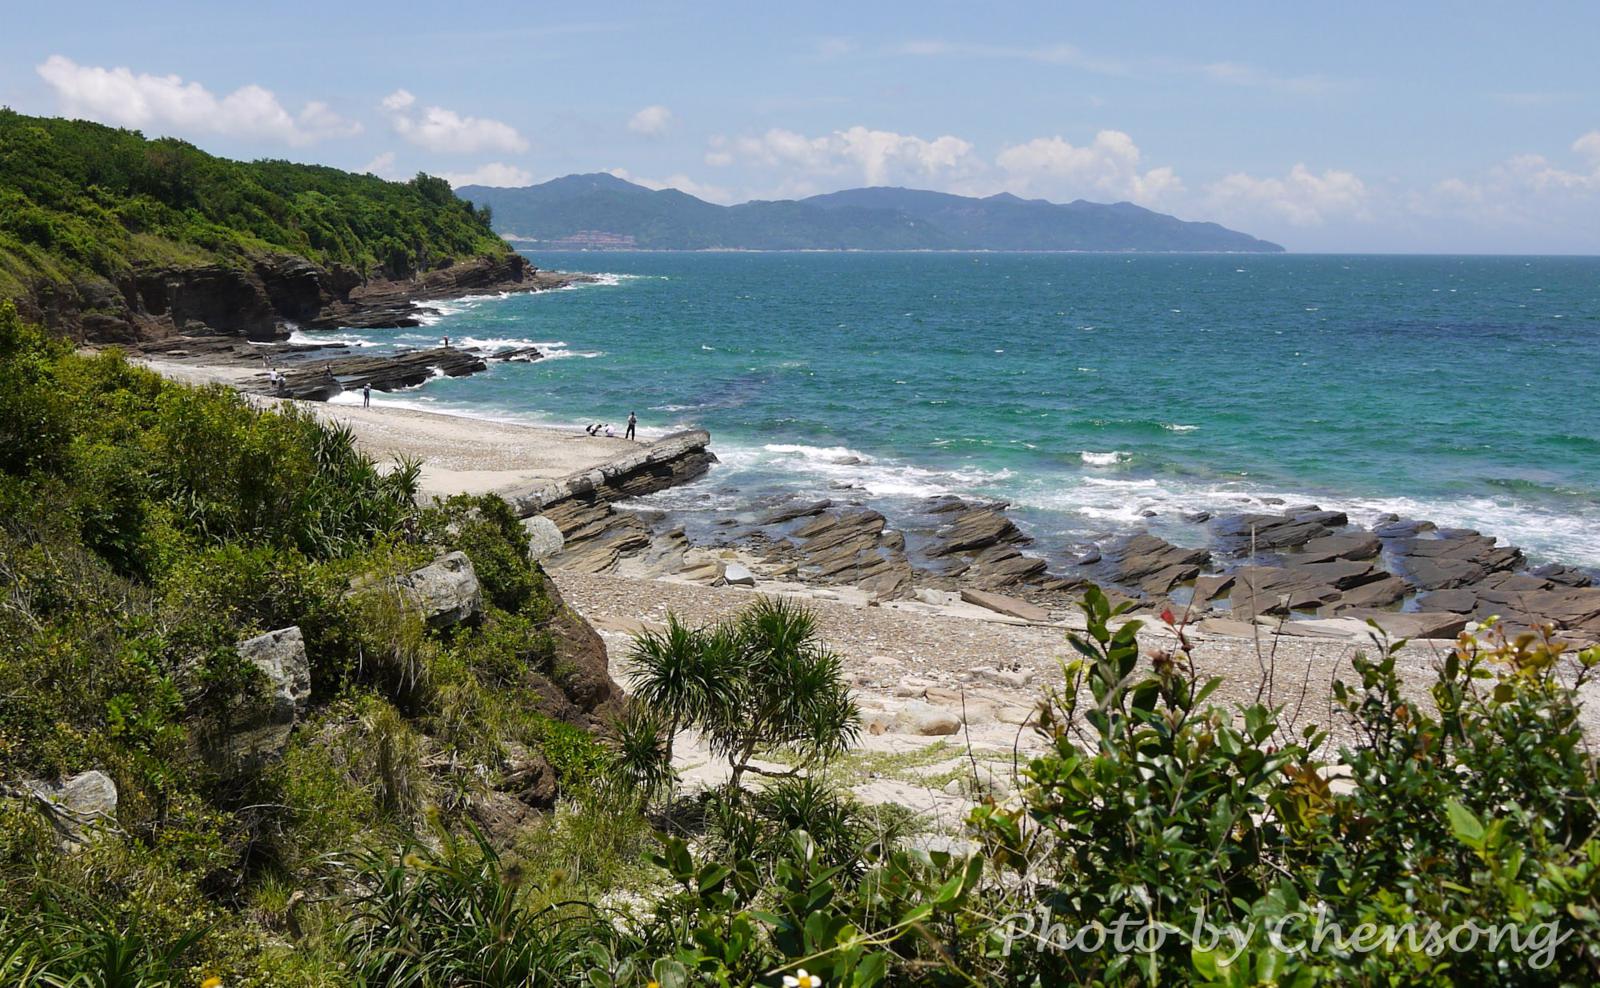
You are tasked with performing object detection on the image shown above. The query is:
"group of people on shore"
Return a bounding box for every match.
[586,411,638,441]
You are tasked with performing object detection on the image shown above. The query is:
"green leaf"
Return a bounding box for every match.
[853,952,889,986]
[1445,799,1485,846]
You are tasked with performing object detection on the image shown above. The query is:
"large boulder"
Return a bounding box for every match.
[228,626,312,762]
[16,770,118,849]
[1331,575,1408,610]
[396,551,483,626]
[523,515,565,562]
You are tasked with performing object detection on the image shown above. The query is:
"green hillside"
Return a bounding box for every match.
[0,108,508,301]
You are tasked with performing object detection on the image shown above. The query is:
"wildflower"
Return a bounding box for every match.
[201,978,223,988]
[783,969,821,988]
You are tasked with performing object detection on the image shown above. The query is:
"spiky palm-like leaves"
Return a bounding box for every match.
[623,597,859,793]
[334,828,619,986]
[606,703,676,806]
[626,613,735,764]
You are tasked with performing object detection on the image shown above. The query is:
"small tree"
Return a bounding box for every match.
[627,597,859,790]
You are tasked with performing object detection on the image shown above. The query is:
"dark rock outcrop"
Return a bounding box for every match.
[260,347,487,400]
[1387,532,1523,591]
[34,251,586,344]
[1097,533,1210,593]
[510,430,717,518]
[522,432,719,581]
[1210,512,1342,555]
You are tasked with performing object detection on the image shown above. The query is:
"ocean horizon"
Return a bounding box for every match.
[311,250,1600,572]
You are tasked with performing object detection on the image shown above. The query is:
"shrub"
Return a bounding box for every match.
[332,828,620,986]
[627,597,860,788]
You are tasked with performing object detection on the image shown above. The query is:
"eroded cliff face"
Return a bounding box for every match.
[15,251,554,343]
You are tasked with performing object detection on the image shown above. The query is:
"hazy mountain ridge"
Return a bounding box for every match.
[461,173,1284,252]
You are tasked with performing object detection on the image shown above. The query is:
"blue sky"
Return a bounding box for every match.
[3,1,1598,252]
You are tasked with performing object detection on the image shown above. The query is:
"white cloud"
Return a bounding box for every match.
[1407,133,1600,243]
[1573,130,1600,164]
[709,126,979,187]
[36,55,360,145]
[380,90,416,112]
[382,90,528,154]
[627,105,674,137]
[1204,164,1368,226]
[437,162,534,188]
[607,168,734,204]
[995,131,1183,204]
[362,151,401,180]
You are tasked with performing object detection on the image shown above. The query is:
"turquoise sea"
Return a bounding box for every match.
[304,252,1600,570]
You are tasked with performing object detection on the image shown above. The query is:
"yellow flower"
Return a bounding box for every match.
[782,969,821,988]
[647,982,660,988]
[201,978,223,988]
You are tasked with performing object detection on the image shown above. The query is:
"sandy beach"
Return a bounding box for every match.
[134,355,636,500]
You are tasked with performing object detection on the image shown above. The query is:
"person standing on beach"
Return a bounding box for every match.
[362,383,371,408]
[625,411,637,441]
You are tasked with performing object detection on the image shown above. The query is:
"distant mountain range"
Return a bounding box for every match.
[458,173,1284,253]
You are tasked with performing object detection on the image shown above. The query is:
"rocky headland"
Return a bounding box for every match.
[28,251,589,345]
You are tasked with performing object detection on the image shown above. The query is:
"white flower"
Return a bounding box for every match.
[783,969,821,988]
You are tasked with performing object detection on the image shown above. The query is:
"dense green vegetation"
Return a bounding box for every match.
[0,108,508,300]
[4,290,1600,984]
[0,300,615,983]
[460,172,1285,252]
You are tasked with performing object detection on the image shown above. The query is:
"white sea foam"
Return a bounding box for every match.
[566,272,651,289]
[706,442,1013,500]
[1162,423,1199,432]
[1080,450,1131,466]
[287,329,379,348]
[1011,475,1600,568]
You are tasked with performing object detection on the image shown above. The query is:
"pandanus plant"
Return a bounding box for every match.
[624,596,859,791]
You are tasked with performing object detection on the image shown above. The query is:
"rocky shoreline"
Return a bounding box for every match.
[123,345,1600,649]
[534,476,1600,647]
